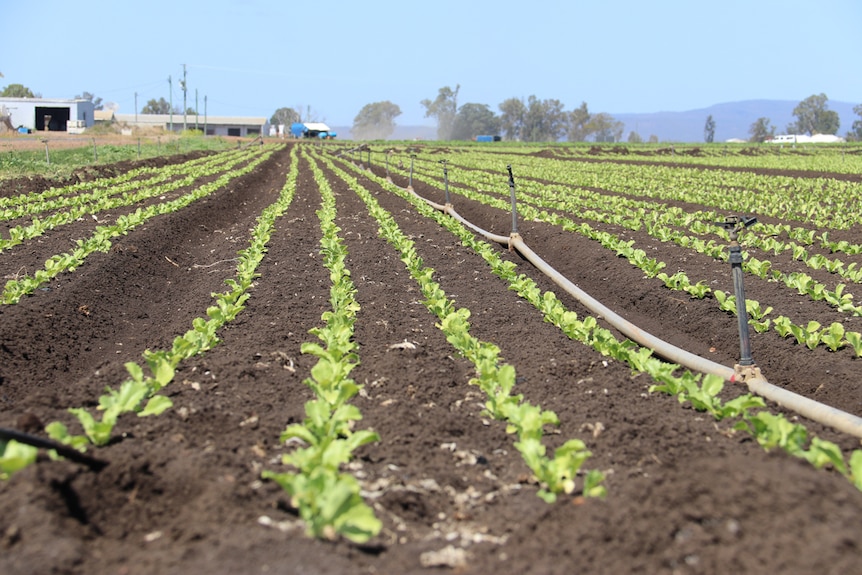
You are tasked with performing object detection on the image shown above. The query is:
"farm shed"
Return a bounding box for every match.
[0,97,95,132]
[94,109,116,124]
[114,114,269,137]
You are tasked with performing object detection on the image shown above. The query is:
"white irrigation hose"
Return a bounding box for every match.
[404,187,862,439]
[507,233,862,440]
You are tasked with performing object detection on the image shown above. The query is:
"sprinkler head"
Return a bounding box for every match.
[715,215,758,231]
[715,215,758,241]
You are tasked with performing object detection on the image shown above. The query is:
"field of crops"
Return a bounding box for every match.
[2,140,862,574]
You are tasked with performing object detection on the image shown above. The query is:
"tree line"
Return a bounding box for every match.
[747,93,855,143]
[350,87,862,143]
[3,82,862,143]
[350,86,635,143]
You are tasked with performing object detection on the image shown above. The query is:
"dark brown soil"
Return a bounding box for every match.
[2,143,862,575]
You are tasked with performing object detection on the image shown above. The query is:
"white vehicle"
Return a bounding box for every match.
[768,134,845,144]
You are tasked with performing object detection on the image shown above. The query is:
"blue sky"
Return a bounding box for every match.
[3,0,860,127]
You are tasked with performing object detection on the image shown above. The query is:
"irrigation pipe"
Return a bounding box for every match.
[0,427,108,471]
[401,185,862,440]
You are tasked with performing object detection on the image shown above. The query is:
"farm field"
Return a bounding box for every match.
[2,140,862,574]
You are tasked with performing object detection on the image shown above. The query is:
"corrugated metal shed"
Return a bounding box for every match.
[0,97,95,131]
[114,114,268,137]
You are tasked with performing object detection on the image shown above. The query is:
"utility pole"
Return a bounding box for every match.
[181,64,187,132]
[168,75,173,132]
[134,92,138,125]
[204,95,208,136]
[195,89,199,131]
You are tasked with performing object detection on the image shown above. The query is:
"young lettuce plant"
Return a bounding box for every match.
[772,316,794,338]
[788,320,822,350]
[844,331,862,357]
[0,440,38,480]
[820,322,846,352]
[713,290,737,315]
[47,372,173,448]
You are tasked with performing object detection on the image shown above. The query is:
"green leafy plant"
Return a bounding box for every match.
[685,280,711,299]
[845,331,862,357]
[262,468,381,543]
[773,316,794,338]
[788,320,822,350]
[0,440,38,480]
[713,290,737,314]
[820,322,846,352]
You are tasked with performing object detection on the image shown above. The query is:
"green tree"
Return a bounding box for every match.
[141,97,172,114]
[567,101,592,141]
[704,114,716,143]
[271,107,300,127]
[847,104,862,141]
[749,117,775,143]
[498,97,526,141]
[521,96,567,142]
[589,113,623,143]
[648,134,659,143]
[451,103,500,140]
[421,85,459,140]
[352,101,402,140]
[627,131,643,143]
[1,84,35,98]
[75,91,103,110]
[787,93,840,135]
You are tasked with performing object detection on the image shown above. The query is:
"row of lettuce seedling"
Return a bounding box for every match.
[370,155,862,491]
[433,159,862,315]
[1,146,277,304]
[320,152,607,503]
[428,142,862,174]
[409,149,862,257]
[4,147,383,544]
[262,155,382,543]
[0,148,244,220]
[0,148,253,253]
[438,148,862,229]
[409,154,862,296]
[494,161,862,267]
[409,162,862,355]
[0,151,218,210]
[1,146,297,478]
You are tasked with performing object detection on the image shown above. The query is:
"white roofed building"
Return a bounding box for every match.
[114,114,268,137]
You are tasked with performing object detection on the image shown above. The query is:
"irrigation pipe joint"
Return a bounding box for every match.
[508,232,522,252]
[732,363,764,385]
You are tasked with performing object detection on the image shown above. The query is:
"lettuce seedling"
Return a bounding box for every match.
[844,331,862,357]
[788,320,822,350]
[0,439,38,479]
[262,468,381,543]
[820,322,846,352]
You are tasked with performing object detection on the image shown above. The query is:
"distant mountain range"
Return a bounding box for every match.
[333,99,859,143]
[613,99,859,143]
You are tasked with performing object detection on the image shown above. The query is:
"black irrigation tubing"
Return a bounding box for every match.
[0,427,108,471]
